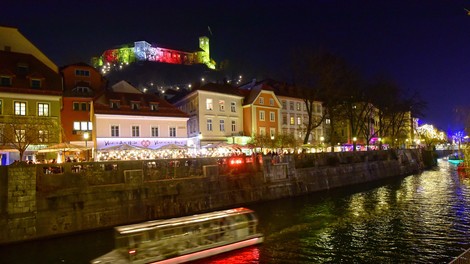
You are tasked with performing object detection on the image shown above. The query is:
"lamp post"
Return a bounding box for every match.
[378,137,382,150]
[198,132,203,155]
[353,137,357,152]
[83,132,89,161]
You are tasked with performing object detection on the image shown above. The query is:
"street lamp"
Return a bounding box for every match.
[320,136,325,152]
[353,137,357,151]
[83,132,89,161]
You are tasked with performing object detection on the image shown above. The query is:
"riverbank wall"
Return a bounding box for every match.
[0,149,425,244]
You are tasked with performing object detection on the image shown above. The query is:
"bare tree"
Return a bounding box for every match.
[0,114,60,161]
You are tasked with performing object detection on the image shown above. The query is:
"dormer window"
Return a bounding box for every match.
[259,97,264,105]
[131,102,140,110]
[0,76,11,87]
[150,103,159,111]
[75,69,90,77]
[31,79,41,89]
[17,64,29,75]
[110,101,120,109]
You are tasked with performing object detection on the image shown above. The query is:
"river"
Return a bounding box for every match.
[1,159,469,263]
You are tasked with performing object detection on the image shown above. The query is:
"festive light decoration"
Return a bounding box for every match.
[92,36,216,73]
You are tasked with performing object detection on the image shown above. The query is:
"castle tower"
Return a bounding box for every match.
[199,36,210,64]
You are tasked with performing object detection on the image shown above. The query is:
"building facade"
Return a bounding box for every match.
[0,26,62,164]
[92,81,188,159]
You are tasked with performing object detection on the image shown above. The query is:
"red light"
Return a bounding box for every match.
[129,249,136,255]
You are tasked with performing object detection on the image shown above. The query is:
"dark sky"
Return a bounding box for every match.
[3,0,470,133]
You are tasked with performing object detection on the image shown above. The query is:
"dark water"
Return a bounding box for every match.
[2,159,469,264]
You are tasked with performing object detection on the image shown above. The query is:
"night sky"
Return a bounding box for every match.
[3,0,470,133]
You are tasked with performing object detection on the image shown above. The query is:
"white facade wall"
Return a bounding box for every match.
[94,114,188,149]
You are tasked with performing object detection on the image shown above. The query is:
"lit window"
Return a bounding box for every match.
[297,116,302,125]
[37,103,49,116]
[220,120,225,132]
[325,119,331,124]
[111,125,119,137]
[206,98,213,110]
[259,111,265,121]
[290,116,295,125]
[207,119,213,131]
[151,126,159,137]
[16,129,25,142]
[169,127,176,137]
[132,126,140,137]
[38,130,49,143]
[14,101,26,116]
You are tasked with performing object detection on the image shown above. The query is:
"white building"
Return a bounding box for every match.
[92,81,189,155]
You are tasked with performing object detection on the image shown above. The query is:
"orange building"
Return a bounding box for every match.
[240,82,281,138]
[60,63,107,147]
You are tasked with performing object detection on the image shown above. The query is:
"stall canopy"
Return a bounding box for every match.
[100,143,145,151]
[38,142,89,153]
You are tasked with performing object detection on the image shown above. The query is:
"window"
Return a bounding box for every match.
[38,103,49,116]
[297,116,302,125]
[81,102,88,111]
[150,104,159,111]
[110,101,120,109]
[111,125,119,137]
[131,102,140,110]
[219,100,225,111]
[289,102,294,110]
[325,119,331,124]
[269,98,274,106]
[73,86,91,94]
[0,76,11,86]
[151,126,159,137]
[270,112,275,122]
[282,115,287,125]
[14,101,26,116]
[73,121,92,131]
[290,116,295,125]
[73,102,80,111]
[169,127,176,137]
[220,120,225,132]
[259,127,266,136]
[231,120,236,132]
[259,111,265,121]
[207,119,213,131]
[231,102,236,112]
[16,129,25,142]
[259,97,264,104]
[31,79,41,89]
[38,130,49,143]
[17,64,29,74]
[270,128,276,138]
[296,102,301,111]
[282,100,286,109]
[75,69,90,76]
[132,126,140,137]
[206,98,213,110]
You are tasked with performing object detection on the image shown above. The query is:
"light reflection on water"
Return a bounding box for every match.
[1,159,469,264]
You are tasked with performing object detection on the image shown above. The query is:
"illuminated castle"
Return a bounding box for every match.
[92,36,216,72]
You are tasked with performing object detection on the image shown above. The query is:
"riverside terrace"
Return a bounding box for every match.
[0,149,429,244]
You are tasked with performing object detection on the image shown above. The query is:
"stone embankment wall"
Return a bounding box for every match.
[0,149,425,245]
